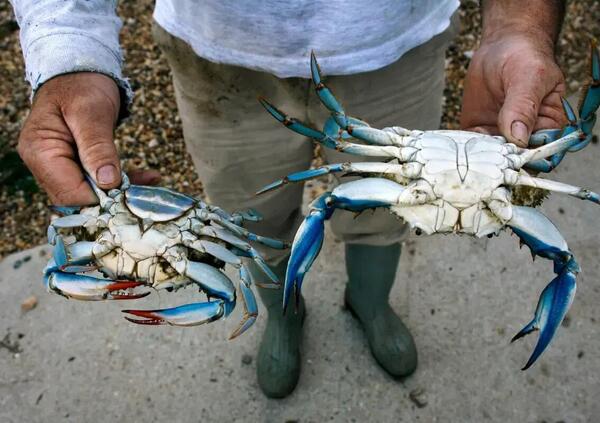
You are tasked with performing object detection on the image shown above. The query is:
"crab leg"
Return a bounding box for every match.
[205,212,288,250]
[512,131,582,169]
[309,52,416,147]
[184,237,242,266]
[123,259,236,326]
[507,206,579,370]
[259,97,413,158]
[257,162,422,194]
[230,209,263,224]
[512,173,600,205]
[51,238,115,273]
[196,226,279,285]
[524,100,578,172]
[207,205,263,225]
[228,264,259,339]
[282,178,405,311]
[47,213,100,245]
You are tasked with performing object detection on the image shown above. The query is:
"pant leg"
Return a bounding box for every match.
[152,22,313,263]
[308,21,458,246]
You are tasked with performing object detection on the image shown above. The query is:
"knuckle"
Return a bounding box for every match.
[79,136,116,164]
[52,186,80,204]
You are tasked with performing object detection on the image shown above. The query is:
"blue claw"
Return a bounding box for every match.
[508,206,581,370]
[283,194,333,312]
[512,262,577,370]
[578,42,600,130]
[123,301,226,326]
[525,45,600,173]
[184,261,236,302]
[45,271,148,301]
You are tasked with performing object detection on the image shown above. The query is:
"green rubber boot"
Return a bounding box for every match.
[345,243,417,378]
[254,258,305,398]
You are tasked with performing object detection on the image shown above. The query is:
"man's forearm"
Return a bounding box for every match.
[9,0,130,107]
[481,0,566,50]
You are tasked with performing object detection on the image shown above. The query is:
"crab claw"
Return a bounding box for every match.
[283,194,332,312]
[578,41,600,135]
[46,272,149,301]
[123,301,225,326]
[511,263,577,370]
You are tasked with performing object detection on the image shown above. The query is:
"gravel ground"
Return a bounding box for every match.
[0,0,599,259]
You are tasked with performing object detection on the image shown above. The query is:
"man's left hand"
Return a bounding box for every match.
[461,32,567,147]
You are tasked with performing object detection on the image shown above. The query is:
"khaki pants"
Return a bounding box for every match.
[153,22,455,263]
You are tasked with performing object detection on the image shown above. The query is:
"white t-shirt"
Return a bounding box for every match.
[154,0,459,78]
[11,0,459,99]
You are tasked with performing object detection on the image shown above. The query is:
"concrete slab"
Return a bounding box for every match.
[1,136,599,422]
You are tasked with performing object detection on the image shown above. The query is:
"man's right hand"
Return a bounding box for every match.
[17,72,161,205]
[17,72,122,205]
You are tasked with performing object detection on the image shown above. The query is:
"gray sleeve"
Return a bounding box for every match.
[9,0,133,114]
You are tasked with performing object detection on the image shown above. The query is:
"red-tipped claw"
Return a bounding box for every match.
[45,272,150,301]
[122,301,225,327]
[106,281,151,300]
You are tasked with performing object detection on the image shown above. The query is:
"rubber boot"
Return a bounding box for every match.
[253,258,305,398]
[344,243,418,378]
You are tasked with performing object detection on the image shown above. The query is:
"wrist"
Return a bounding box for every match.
[481,0,564,54]
[481,25,555,56]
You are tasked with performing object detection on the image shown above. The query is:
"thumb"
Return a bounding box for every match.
[498,75,548,147]
[63,79,122,189]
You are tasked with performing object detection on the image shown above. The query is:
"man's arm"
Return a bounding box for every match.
[9,1,158,205]
[10,0,130,102]
[461,0,567,146]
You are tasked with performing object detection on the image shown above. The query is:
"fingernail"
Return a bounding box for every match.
[511,121,529,143]
[97,164,118,185]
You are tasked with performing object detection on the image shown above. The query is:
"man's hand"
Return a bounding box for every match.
[461,0,567,147]
[18,72,122,204]
[17,72,159,205]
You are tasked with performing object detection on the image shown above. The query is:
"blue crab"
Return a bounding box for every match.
[257,47,600,369]
[44,174,287,339]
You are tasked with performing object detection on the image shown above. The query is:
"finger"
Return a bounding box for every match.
[498,64,563,147]
[463,125,497,135]
[128,169,162,186]
[63,95,121,190]
[533,116,566,132]
[18,109,97,205]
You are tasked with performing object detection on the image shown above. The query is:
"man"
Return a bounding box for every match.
[11,0,567,398]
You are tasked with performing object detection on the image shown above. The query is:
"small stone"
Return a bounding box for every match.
[241,354,252,365]
[148,139,159,148]
[21,295,38,312]
[409,387,428,408]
